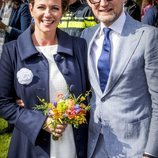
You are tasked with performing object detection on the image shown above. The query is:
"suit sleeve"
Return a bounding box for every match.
[144,27,158,157]
[0,44,46,146]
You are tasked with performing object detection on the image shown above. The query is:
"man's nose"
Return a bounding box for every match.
[100,0,109,6]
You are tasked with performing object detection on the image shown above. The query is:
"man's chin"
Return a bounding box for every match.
[98,17,115,26]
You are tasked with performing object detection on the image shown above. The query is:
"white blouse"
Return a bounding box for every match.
[36,45,77,158]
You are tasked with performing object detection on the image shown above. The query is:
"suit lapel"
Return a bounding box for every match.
[104,15,144,96]
[87,25,103,95]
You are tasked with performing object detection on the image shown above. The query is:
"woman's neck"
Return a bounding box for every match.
[32,30,57,46]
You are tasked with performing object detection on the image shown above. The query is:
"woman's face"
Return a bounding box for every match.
[29,0,63,35]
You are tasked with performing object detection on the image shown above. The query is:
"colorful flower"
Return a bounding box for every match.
[34,90,91,140]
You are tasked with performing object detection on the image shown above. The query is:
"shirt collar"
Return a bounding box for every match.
[99,11,126,35]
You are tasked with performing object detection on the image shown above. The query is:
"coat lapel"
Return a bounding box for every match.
[104,15,144,96]
[17,26,73,61]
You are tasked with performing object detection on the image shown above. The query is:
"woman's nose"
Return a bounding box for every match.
[44,8,52,17]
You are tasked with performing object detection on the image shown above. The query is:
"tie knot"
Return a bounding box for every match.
[103,28,111,37]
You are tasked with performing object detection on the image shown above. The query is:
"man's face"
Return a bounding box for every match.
[87,0,124,26]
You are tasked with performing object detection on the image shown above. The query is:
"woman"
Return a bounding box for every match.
[0,0,89,158]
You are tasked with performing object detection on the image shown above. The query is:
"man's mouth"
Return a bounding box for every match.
[99,8,113,13]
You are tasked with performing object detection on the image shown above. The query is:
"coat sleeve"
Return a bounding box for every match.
[0,43,46,146]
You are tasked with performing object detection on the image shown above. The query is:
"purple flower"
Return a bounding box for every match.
[53,101,57,107]
[75,108,81,113]
[74,104,81,113]
[48,109,53,116]
[74,104,80,109]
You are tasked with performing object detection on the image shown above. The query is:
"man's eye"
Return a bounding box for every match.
[37,6,45,10]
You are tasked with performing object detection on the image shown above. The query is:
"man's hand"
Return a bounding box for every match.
[16,99,24,107]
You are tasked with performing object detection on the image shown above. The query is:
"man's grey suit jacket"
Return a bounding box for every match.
[82,14,158,158]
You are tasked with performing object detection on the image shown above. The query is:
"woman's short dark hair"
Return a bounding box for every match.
[29,0,69,13]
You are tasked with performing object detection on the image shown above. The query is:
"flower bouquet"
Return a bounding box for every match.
[34,90,91,140]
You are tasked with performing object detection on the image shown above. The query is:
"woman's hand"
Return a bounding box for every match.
[43,117,67,138]
[51,124,67,138]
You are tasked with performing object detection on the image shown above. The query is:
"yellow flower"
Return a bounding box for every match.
[65,99,75,108]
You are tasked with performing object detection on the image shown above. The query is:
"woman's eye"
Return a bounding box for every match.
[36,6,60,11]
[51,7,59,11]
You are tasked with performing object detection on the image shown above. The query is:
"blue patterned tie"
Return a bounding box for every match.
[97,28,111,92]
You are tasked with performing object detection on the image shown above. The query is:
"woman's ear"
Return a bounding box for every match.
[29,3,34,18]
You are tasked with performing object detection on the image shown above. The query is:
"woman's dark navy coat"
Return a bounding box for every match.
[0,26,89,158]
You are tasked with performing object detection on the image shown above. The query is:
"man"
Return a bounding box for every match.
[58,0,97,37]
[124,0,141,21]
[81,0,158,157]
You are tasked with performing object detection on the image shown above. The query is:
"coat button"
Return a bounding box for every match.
[54,54,61,62]
[101,97,106,102]
[70,84,75,92]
